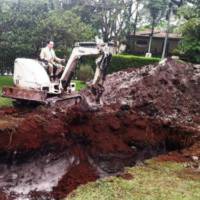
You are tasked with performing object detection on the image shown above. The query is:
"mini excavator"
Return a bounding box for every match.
[2,42,112,107]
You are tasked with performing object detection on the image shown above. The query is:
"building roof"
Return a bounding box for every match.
[131,30,182,39]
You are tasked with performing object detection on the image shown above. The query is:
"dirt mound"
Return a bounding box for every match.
[103,59,200,127]
[0,59,199,199]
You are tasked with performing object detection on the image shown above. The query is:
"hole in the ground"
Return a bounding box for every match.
[0,131,193,200]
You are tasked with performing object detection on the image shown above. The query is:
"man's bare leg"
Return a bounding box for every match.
[48,63,54,81]
[55,64,64,81]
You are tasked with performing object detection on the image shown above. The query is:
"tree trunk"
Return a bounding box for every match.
[133,0,140,37]
[132,0,140,53]
[147,19,155,54]
[162,3,173,59]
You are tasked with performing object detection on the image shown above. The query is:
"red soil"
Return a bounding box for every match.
[0,105,198,199]
[52,160,98,199]
[0,59,199,199]
[0,192,8,200]
[118,172,134,180]
[155,152,190,163]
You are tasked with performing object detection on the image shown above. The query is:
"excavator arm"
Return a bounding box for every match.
[59,42,112,92]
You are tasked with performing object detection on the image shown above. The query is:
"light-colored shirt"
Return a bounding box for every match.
[40,47,61,63]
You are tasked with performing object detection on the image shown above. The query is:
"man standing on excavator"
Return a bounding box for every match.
[40,41,65,81]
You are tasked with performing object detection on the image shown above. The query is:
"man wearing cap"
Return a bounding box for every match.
[40,41,65,81]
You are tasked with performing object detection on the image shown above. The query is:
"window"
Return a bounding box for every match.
[62,0,72,5]
[136,39,148,47]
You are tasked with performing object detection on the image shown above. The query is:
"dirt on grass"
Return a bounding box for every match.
[0,59,199,200]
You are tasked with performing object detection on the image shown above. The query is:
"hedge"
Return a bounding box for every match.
[108,54,160,73]
[80,54,160,74]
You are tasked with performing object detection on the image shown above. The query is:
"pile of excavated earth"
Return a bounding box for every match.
[0,58,199,200]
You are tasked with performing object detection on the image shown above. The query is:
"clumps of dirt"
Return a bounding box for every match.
[102,59,200,127]
[0,107,16,116]
[0,191,8,200]
[177,168,200,181]
[117,172,134,180]
[182,139,200,158]
[0,113,68,154]
[155,151,190,163]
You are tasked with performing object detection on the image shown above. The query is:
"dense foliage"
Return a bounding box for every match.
[109,54,160,73]
[0,0,199,75]
[177,0,200,63]
[80,54,160,75]
[0,0,95,73]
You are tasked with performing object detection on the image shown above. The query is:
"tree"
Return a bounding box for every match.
[87,0,129,42]
[145,0,168,54]
[72,0,145,52]
[0,0,95,74]
[132,0,142,37]
[176,0,200,62]
[161,2,173,59]
[35,10,95,56]
[161,0,183,59]
[129,0,143,52]
[0,0,49,74]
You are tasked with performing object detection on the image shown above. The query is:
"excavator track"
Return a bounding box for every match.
[46,93,82,107]
[3,85,102,112]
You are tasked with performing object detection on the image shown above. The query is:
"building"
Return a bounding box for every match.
[58,0,81,8]
[127,30,182,56]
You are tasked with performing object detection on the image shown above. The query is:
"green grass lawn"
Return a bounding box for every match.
[66,160,200,200]
[72,80,87,91]
[0,76,13,107]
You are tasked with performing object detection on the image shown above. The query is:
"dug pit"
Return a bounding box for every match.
[0,106,198,200]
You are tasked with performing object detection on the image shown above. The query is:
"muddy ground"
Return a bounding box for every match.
[0,59,199,200]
